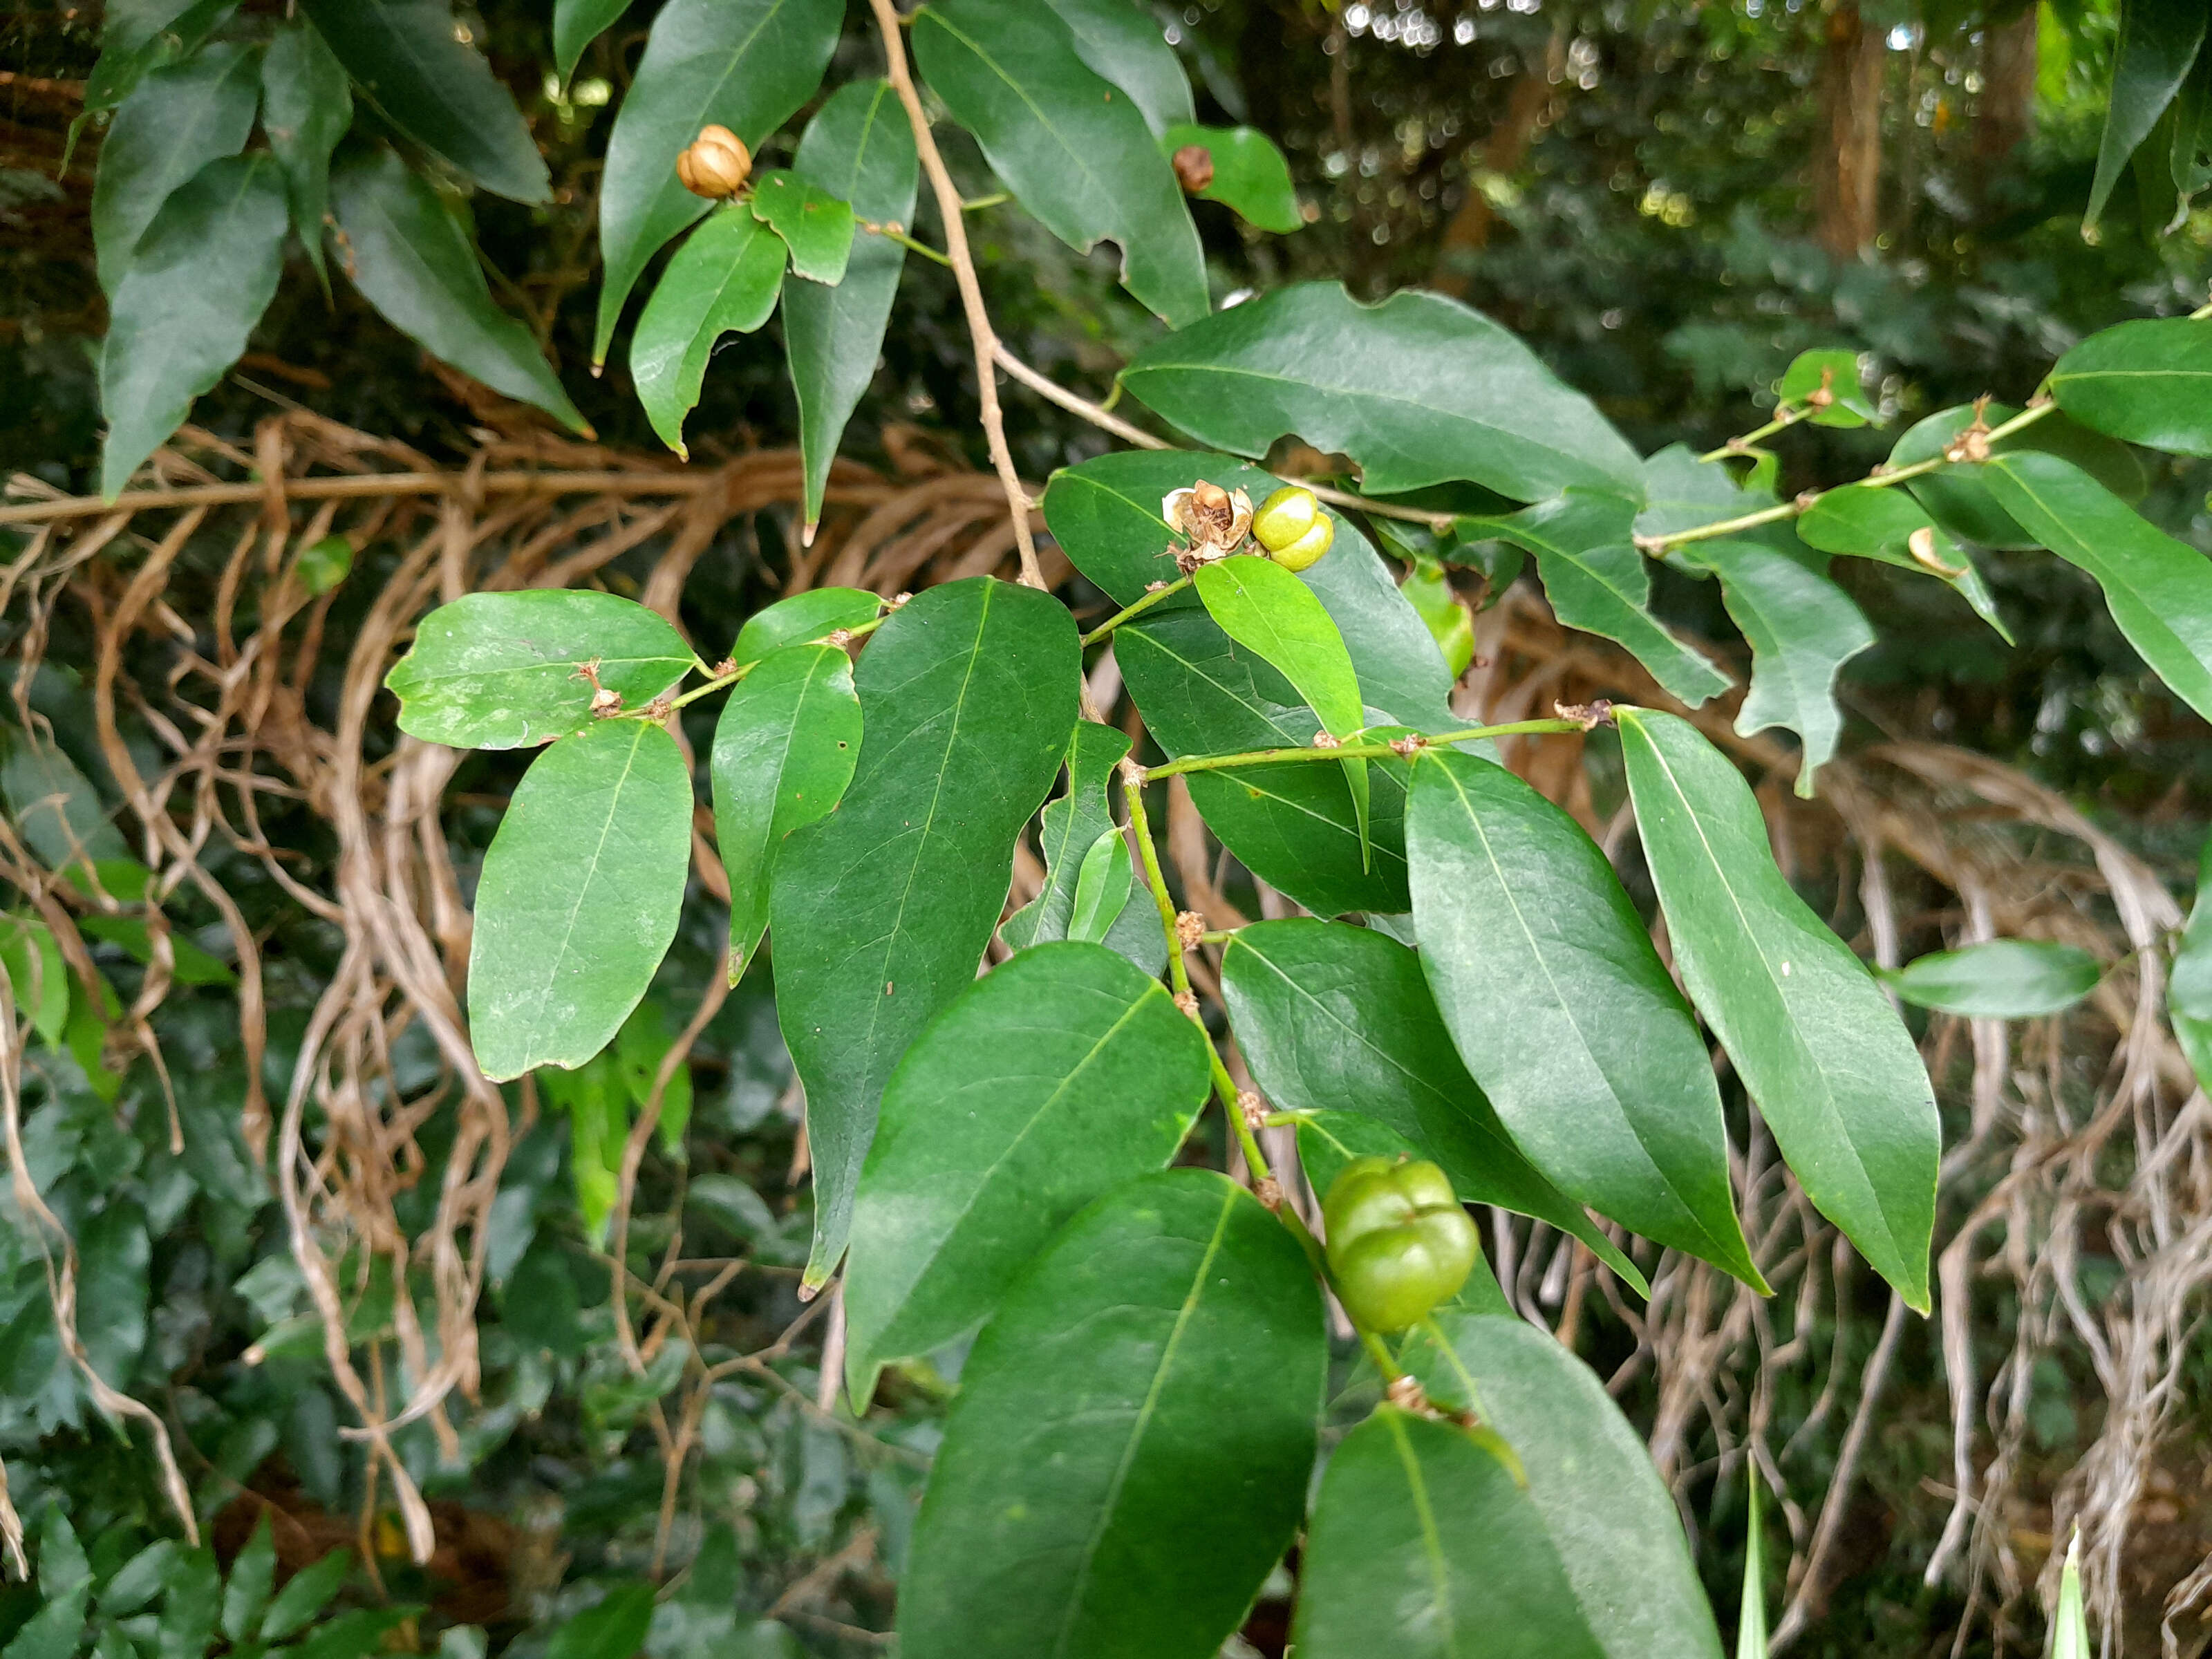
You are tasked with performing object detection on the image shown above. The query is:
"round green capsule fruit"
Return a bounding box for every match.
[1321,1155,1479,1333]
[1252,486,1333,570]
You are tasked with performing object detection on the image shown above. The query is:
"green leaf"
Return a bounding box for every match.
[554,0,630,82]
[1121,283,1644,501]
[711,643,860,980]
[911,0,1208,329]
[1981,451,2212,724]
[1777,347,1877,427]
[260,1552,353,1642]
[2171,834,2212,1093]
[540,1052,625,1244]
[260,21,351,293]
[590,0,843,364]
[1295,1405,1609,1659]
[1464,489,1732,706]
[221,1516,276,1644]
[1882,939,2099,1018]
[545,1583,656,1659]
[747,169,854,284]
[732,588,882,661]
[100,1540,178,1617]
[2050,317,2212,458]
[289,1609,416,1659]
[1396,1311,1726,1659]
[899,1170,1323,1659]
[2051,1530,2090,1659]
[297,0,549,204]
[770,579,1078,1286]
[1003,720,1127,950]
[1221,919,1647,1292]
[9,1516,90,1659]
[384,590,693,749]
[1673,538,1873,796]
[76,913,233,985]
[2087,0,2206,229]
[1406,750,1761,1286]
[77,1201,150,1386]
[615,998,693,1154]
[630,207,786,458]
[1159,123,1301,233]
[1736,1467,1768,1659]
[467,720,693,1082]
[1616,709,1939,1309]
[1064,829,1132,943]
[156,1548,223,1659]
[1,729,129,870]
[297,534,355,595]
[0,915,69,1048]
[1888,403,2146,552]
[1794,481,2009,641]
[98,154,288,501]
[786,80,919,534]
[1041,0,1194,136]
[84,0,238,113]
[90,41,259,295]
[843,942,1209,1402]
[330,149,588,434]
[1400,559,1475,678]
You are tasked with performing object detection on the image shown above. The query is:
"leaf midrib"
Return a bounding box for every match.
[1382,1411,1462,1657]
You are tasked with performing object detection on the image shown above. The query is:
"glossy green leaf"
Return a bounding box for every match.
[98,155,287,502]
[1777,347,1876,427]
[2170,834,2212,1093]
[544,1584,657,1659]
[1159,122,1301,232]
[100,1539,178,1617]
[1064,829,1132,943]
[843,943,1208,1401]
[1003,721,1129,950]
[1617,709,1939,1309]
[91,42,259,295]
[554,0,630,81]
[1221,919,1646,1291]
[1736,1468,1768,1659]
[221,1517,276,1643]
[1396,1311,1726,1659]
[590,0,847,364]
[1042,0,1194,135]
[1294,1406,1604,1659]
[1464,489,1732,706]
[2088,0,2206,228]
[261,1552,354,1643]
[912,0,1208,329]
[1888,402,2146,552]
[384,589,693,750]
[1982,451,2212,723]
[331,150,588,434]
[748,169,854,284]
[732,587,881,662]
[1121,284,1644,500]
[1635,441,1762,542]
[1406,750,1761,1285]
[1794,481,2009,640]
[711,643,860,981]
[2050,317,2212,457]
[0,915,70,1049]
[297,0,548,203]
[1882,939,2099,1018]
[84,0,237,113]
[771,578,1078,1286]
[260,21,350,292]
[467,720,693,1081]
[787,81,919,532]
[630,207,786,458]
[1675,538,1873,796]
[899,1170,1323,1659]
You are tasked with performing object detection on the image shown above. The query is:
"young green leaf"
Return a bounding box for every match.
[1159,123,1302,233]
[330,151,588,435]
[84,0,237,113]
[590,0,845,364]
[899,1171,1323,1659]
[841,943,1209,1403]
[1882,939,2099,1019]
[384,590,693,750]
[731,588,881,661]
[1777,347,1876,427]
[1407,750,1763,1286]
[467,720,693,1082]
[2050,317,2212,458]
[1119,283,1644,501]
[554,0,630,82]
[260,21,351,292]
[89,41,259,295]
[1463,490,1732,707]
[1041,0,1194,136]
[1293,1407,1606,1659]
[1396,1311,1727,1659]
[2050,1529,2090,1659]
[98,154,288,502]
[1064,828,1132,943]
[786,79,919,533]
[1674,538,1873,796]
[747,169,855,284]
[630,208,787,458]
[711,642,860,980]
[221,1516,276,1644]
[1980,451,2212,724]
[1888,402,2146,552]
[297,0,545,203]
[0,915,70,1049]
[911,0,1208,328]
[1221,919,1648,1291]
[2086,0,2206,229]
[771,579,1078,1286]
[1003,721,1128,950]
[1794,482,2009,641]
[1737,1465,1768,1659]
[538,1051,626,1244]
[1617,709,1939,1310]
[260,1551,354,1642]
[2171,833,2212,1093]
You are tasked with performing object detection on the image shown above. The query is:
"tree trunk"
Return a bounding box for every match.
[1430,26,1566,298]
[1814,1,1885,259]
[1973,6,2039,165]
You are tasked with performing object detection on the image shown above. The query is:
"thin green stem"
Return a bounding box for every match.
[1081,574,1190,647]
[631,613,891,718]
[1360,1329,1405,1384]
[861,221,952,267]
[1143,718,1584,781]
[1698,402,1807,463]
[1210,1047,1273,1185]
[960,191,1009,211]
[1121,771,1190,1007]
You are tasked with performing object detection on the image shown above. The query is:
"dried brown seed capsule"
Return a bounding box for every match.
[1172,143,1215,194]
[676,125,751,199]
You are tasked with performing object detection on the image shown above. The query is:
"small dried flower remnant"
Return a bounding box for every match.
[677,125,751,199]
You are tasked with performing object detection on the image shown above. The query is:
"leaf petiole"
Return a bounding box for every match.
[1081,573,1191,646]
[1144,717,1586,780]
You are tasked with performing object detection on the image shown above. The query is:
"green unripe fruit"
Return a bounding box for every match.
[1252,486,1334,571]
[1322,1155,1479,1333]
